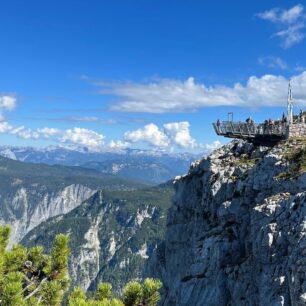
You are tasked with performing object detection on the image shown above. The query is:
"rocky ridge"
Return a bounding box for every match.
[147,138,306,306]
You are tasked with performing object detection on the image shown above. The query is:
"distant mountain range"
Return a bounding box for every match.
[0,146,199,184]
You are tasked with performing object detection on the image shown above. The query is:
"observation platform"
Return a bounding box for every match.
[213,120,306,146]
[213,121,287,145]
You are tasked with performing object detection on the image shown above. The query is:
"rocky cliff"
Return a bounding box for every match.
[3,184,95,243]
[147,138,306,306]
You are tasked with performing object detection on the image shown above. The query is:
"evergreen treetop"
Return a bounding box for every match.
[0,225,162,306]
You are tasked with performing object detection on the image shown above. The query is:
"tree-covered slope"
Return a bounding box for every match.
[0,155,146,193]
[0,156,147,243]
[22,185,174,293]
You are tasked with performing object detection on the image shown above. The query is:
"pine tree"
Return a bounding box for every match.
[123,279,162,306]
[0,225,162,306]
[68,279,162,306]
[0,225,70,306]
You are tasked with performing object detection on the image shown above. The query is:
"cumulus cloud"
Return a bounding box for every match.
[124,123,169,147]
[60,127,105,150]
[0,121,40,140]
[11,126,40,140]
[108,140,130,151]
[37,127,62,138]
[257,4,306,48]
[258,56,288,70]
[0,123,105,151]
[164,121,197,149]
[97,73,306,113]
[124,121,217,152]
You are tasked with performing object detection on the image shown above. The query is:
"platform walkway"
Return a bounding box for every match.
[212,121,288,144]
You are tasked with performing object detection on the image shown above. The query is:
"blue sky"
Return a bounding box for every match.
[0,0,306,152]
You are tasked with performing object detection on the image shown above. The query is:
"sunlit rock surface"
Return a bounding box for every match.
[1,184,95,244]
[147,139,306,306]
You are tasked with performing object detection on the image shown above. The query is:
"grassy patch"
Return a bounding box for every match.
[276,139,306,179]
[230,155,260,168]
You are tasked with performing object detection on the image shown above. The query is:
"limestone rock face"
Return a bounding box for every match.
[147,139,306,306]
[1,184,96,244]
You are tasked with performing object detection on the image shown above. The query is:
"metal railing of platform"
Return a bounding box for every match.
[213,121,287,138]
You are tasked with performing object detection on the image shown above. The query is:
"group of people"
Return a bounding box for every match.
[264,118,277,126]
[245,117,254,125]
[215,109,305,135]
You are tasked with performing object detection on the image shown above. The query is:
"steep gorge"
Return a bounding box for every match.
[23,186,173,292]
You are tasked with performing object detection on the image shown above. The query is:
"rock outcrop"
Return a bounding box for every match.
[2,184,95,244]
[147,139,306,306]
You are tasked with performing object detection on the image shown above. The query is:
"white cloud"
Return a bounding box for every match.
[124,121,197,149]
[108,140,130,150]
[257,4,306,48]
[163,121,197,149]
[1,123,53,141]
[37,127,62,138]
[97,73,306,113]
[11,126,40,140]
[0,95,16,111]
[0,114,219,153]
[258,56,288,69]
[124,123,169,147]
[60,127,105,151]
[124,121,217,152]
[258,4,303,24]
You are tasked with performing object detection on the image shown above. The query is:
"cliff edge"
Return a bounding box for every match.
[147,138,306,306]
